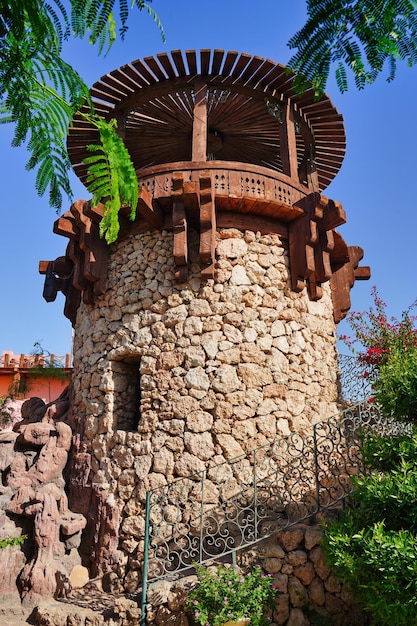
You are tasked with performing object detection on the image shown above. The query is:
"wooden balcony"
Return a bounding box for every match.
[136,160,308,224]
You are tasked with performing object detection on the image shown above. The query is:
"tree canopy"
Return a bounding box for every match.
[288,0,417,95]
[0,1,163,242]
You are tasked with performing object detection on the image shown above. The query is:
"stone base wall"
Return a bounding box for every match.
[146,521,367,626]
[71,227,339,583]
[4,522,367,626]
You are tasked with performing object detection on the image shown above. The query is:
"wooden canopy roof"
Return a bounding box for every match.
[67,50,346,191]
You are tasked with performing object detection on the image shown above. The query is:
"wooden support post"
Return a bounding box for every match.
[288,193,324,292]
[172,173,188,282]
[280,100,298,180]
[199,171,216,279]
[192,81,208,162]
[313,229,334,285]
[183,180,200,226]
[288,215,316,292]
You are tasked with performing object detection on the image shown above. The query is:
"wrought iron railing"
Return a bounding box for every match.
[337,354,373,403]
[142,400,409,591]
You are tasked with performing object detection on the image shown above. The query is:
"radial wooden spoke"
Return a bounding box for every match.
[221,51,239,76]
[211,49,224,75]
[185,50,198,75]
[171,50,187,77]
[200,49,211,75]
[132,59,158,85]
[156,53,176,78]
[143,56,167,81]
[117,63,149,88]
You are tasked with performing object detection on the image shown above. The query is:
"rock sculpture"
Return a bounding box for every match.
[0,388,86,603]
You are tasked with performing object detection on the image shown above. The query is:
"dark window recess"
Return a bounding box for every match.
[111,360,141,431]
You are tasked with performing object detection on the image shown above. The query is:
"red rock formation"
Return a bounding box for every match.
[0,388,86,602]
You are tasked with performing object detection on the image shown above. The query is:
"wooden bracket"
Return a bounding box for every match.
[289,194,319,292]
[70,201,108,295]
[330,245,371,323]
[183,180,200,226]
[199,171,216,279]
[172,173,188,283]
[136,186,164,228]
[289,192,349,300]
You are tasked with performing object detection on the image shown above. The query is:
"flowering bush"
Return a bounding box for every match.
[341,287,417,420]
[185,563,279,626]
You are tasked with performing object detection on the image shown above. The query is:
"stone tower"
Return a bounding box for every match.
[41,50,369,588]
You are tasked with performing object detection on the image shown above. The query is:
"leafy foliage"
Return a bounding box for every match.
[0,2,88,207]
[84,117,139,243]
[185,563,279,626]
[29,342,71,382]
[0,395,14,425]
[70,1,164,53]
[340,287,417,420]
[323,431,417,625]
[375,342,417,420]
[288,0,417,95]
[0,535,26,550]
[0,1,163,242]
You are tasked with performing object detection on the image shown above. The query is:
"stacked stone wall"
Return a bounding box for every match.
[13,521,367,626]
[71,226,339,586]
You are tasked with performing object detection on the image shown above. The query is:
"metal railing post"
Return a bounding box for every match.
[313,423,320,512]
[141,490,151,626]
[253,448,258,541]
[199,470,206,564]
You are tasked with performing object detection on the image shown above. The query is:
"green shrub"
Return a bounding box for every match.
[185,563,278,626]
[323,431,417,625]
[374,344,417,421]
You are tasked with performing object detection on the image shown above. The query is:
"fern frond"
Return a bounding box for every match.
[82,115,138,243]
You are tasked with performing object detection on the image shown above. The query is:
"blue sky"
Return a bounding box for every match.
[1,0,416,358]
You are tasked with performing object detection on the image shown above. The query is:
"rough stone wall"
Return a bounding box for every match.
[71,226,339,584]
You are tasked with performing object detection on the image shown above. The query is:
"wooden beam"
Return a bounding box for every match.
[280,101,298,180]
[192,81,207,162]
[83,201,104,223]
[320,199,346,231]
[39,257,72,276]
[136,186,164,227]
[199,171,216,269]
[53,214,79,240]
[354,266,371,280]
[172,173,188,277]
